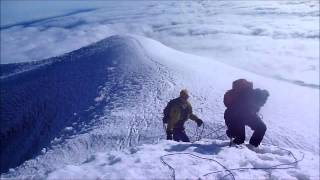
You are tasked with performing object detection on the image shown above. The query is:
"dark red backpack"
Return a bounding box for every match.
[224,79,253,108]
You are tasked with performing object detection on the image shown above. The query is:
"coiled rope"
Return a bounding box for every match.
[160,122,305,180]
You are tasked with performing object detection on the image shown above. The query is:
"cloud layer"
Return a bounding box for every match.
[1,0,319,86]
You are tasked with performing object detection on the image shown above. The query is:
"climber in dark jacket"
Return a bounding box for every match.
[163,89,203,142]
[224,79,269,147]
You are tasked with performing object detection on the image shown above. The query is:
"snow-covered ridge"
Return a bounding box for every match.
[0,35,171,174]
[1,35,318,179]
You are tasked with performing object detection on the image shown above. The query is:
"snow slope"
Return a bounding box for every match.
[47,139,318,180]
[1,35,319,179]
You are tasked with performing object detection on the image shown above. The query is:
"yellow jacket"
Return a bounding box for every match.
[164,98,199,130]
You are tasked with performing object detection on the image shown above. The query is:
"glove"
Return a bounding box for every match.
[166,130,173,140]
[196,119,203,127]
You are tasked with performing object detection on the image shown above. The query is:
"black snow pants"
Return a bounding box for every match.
[172,128,190,142]
[224,109,267,147]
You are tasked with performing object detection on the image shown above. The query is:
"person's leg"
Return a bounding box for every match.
[232,124,245,145]
[173,128,190,142]
[172,128,180,142]
[225,109,237,139]
[166,130,173,140]
[179,129,190,142]
[225,110,245,144]
[246,116,267,147]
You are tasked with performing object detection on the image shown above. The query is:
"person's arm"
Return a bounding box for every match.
[163,100,173,124]
[190,114,200,121]
[187,103,203,126]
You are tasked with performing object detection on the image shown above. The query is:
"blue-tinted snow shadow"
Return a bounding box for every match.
[0,48,110,173]
[165,141,228,155]
[0,35,140,173]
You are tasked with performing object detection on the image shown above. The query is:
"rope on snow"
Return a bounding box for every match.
[160,122,305,180]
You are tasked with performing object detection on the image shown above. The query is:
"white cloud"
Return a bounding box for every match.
[1,0,319,85]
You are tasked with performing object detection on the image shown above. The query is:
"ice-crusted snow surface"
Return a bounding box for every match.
[1,35,319,179]
[46,139,319,180]
[1,0,319,86]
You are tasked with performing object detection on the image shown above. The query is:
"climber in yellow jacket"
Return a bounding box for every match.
[162,89,203,142]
